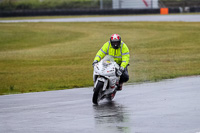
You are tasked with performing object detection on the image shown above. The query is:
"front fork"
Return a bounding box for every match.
[94,76,108,92]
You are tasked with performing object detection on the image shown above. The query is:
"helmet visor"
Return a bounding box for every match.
[111,41,120,49]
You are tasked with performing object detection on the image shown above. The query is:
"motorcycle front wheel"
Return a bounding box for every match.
[92,81,104,105]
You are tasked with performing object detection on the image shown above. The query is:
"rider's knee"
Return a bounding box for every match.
[124,74,129,82]
[120,73,129,83]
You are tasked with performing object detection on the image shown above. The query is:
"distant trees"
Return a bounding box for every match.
[0,0,200,11]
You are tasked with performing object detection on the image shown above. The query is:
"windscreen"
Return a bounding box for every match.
[102,55,114,67]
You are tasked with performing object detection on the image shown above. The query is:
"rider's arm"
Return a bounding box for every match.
[94,42,109,62]
[121,43,130,68]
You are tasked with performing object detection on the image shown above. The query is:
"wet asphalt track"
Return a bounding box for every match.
[0,14,200,23]
[0,76,200,133]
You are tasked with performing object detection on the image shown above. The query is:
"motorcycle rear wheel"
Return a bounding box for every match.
[92,81,104,104]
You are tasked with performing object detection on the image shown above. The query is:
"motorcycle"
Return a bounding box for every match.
[92,55,120,105]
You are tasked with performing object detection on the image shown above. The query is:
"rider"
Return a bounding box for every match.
[92,34,130,90]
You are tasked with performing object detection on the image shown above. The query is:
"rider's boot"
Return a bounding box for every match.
[117,83,123,91]
[111,90,116,99]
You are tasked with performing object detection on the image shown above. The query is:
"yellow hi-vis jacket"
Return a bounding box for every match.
[94,41,130,68]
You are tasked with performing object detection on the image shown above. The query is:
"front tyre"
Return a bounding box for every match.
[92,81,104,104]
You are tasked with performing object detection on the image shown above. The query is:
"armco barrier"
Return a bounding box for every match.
[190,7,200,12]
[0,7,199,17]
[168,8,180,13]
[0,9,160,17]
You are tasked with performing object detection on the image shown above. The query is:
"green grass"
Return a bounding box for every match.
[0,22,200,95]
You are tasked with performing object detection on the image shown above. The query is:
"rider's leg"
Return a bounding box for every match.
[118,67,129,90]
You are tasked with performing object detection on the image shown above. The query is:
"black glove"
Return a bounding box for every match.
[92,60,98,67]
[116,67,124,77]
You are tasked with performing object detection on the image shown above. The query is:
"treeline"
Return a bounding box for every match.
[0,0,200,11]
[0,0,112,11]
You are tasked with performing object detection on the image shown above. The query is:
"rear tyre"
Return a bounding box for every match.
[92,81,104,105]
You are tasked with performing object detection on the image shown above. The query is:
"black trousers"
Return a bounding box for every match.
[119,66,129,84]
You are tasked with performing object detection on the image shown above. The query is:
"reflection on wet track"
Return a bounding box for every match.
[93,101,130,133]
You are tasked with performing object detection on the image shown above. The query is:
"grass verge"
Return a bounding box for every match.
[0,22,200,95]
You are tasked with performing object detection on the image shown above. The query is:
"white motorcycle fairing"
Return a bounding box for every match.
[92,55,120,104]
